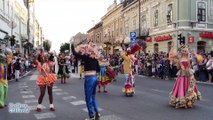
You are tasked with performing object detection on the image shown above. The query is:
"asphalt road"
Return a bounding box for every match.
[1,69,213,120]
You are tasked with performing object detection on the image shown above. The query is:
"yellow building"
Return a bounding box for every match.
[101,1,123,54]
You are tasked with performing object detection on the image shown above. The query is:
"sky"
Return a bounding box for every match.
[32,0,118,53]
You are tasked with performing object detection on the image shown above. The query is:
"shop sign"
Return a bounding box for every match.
[154,35,172,42]
[188,36,194,44]
[200,32,213,38]
[146,37,152,42]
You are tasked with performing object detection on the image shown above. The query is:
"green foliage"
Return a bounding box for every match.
[60,42,70,53]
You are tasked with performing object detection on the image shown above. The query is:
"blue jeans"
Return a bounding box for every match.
[84,75,99,117]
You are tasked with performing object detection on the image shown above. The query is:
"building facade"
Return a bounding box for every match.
[122,0,140,44]
[101,0,123,54]
[72,32,88,46]
[87,22,103,45]
[141,0,213,53]
[0,0,42,54]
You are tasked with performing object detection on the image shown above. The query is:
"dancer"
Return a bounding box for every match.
[98,56,110,93]
[71,43,101,120]
[169,44,201,108]
[120,42,144,97]
[120,48,135,97]
[36,55,56,112]
[57,53,69,84]
[0,53,8,108]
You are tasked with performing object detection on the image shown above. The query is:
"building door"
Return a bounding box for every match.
[197,41,206,53]
[154,43,159,53]
[168,41,172,52]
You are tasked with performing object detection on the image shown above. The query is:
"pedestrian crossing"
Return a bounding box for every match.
[15,73,123,120]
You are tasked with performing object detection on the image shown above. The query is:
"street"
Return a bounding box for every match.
[0,69,213,120]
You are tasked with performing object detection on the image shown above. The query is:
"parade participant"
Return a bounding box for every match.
[120,48,135,97]
[57,52,69,84]
[14,58,21,82]
[48,52,55,73]
[71,43,101,120]
[169,44,201,108]
[0,53,8,108]
[120,42,144,97]
[36,55,56,112]
[98,55,110,93]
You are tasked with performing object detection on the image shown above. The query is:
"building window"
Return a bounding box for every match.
[154,43,159,53]
[167,4,173,25]
[0,0,5,11]
[133,19,136,30]
[197,41,206,53]
[154,10,158,27]
[141,15,147,30]
[197,2,206,22]
[168,41,172,52]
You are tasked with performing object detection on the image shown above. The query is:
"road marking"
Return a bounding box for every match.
[151,89,167,93]
[29,105,46,110]
[20,91,33,94]
[24,99,38,104]
[52,89,62,92]
[52,86,58,89]
[100,115,122,120]
[55,92,69,95]
[82,107,103,113]
[70,73,79,78]
[18,85,29,88]
[22,95,35,99]
[62,96,77,100]
[70,100,86,106]
[18,82,27,85]
[34,112,56,119]
[30,75,38,81]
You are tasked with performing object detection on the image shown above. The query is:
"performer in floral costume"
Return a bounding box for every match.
[0,53,8,108]
[36,54,56,112]
[169,44,201,108]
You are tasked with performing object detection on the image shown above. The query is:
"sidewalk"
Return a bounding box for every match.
[8,70,33,82]
[135,74,213,85]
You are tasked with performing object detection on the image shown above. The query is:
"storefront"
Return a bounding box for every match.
[146,33,174,53]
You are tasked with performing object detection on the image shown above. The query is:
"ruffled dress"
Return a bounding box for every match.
[36,62,56,86]
[98,61,111,86]
[57,58,69,78]
[169,60,201,108]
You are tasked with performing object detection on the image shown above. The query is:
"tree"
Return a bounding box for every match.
[60,42,70,53]
[43,40,51,52]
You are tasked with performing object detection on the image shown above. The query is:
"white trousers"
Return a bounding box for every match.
[15,70,20,79]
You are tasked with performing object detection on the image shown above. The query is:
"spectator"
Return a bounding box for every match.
[14,58,21,82]
[206,54,213,83]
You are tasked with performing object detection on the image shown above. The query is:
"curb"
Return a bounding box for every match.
[8,70,33,82]
[135,75,213,85]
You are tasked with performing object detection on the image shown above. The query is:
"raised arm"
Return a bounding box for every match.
[71,44,86,60]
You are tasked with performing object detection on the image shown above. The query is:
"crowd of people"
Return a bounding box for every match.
[1,40,211,120]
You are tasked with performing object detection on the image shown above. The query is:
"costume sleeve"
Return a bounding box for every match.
[120,51,128,61]
[71,44,87,60]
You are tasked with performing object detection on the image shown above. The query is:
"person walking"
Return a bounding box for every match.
[14,58,21,82]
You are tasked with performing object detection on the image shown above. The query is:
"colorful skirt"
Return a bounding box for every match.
[122,73,135,97]
[37,74,57,86]
[98,67,111,86]
[169,75,201,108]
[57,65,70,78]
